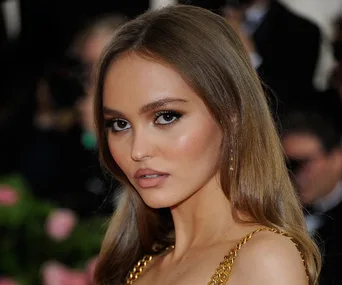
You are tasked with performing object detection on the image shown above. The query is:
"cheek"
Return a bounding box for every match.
[306,161,326,177]
[297,162,325,187]
[173,134,197,153]
[168,123,221,162]
[108,139,131,172]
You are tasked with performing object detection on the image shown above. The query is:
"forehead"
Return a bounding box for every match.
[102,53,201,108]
[282,132,323,157]
[81,31,112,64]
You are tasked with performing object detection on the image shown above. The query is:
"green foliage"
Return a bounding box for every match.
[0,174,107,285]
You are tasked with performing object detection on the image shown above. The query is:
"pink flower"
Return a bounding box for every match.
[0,186,19,206]
[65,271,88,285]
[0,277,19,285]
[42,261,69,285]
[45,209,77,241]
[42,261,88,285]
[86,256,98,283]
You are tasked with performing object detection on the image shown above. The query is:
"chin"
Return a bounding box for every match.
[142,198,177,209]
[139,192,181,209]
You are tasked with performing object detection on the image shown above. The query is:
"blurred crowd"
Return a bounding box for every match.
[0,0,341,284]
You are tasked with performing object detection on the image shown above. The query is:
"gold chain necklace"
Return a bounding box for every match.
[126,245,175,284]
[126,255,153,284]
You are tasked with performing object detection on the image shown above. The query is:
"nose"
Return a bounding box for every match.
[131,130,154,162]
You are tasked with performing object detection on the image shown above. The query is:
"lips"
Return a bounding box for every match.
[134,168,169,188]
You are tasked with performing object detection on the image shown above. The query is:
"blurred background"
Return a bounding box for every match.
[0,0,341,284]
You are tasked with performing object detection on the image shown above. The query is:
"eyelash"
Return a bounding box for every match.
[154,110,182,125]
[105,110,183,133]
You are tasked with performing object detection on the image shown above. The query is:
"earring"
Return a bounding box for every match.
[229,149,234,171]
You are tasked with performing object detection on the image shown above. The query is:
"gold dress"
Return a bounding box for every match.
[126,227,306,285]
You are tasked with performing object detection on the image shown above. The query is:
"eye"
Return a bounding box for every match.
[155,110,182,125]
[106,119,131,132]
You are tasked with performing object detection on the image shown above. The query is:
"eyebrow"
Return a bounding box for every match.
[103,97,188,116]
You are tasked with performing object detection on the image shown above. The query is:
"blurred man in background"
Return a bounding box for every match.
[223,0,321,123]
[282,111,342,285]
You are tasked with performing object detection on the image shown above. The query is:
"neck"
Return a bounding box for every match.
[169,177,240,259]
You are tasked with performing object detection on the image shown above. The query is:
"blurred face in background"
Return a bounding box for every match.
[80,31,113,68]
[76,29,113,134]
[282,132,342,206]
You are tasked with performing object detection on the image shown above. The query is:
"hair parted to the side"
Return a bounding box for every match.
[93,5,320,285]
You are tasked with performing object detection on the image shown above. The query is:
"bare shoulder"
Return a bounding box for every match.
[229,230,308,285]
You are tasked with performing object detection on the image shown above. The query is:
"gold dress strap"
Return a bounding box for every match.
[126,245,174,284]
[207,227,305,285]
[126,255,153,284]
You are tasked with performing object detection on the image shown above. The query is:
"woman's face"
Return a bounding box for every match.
[103,54,222,208]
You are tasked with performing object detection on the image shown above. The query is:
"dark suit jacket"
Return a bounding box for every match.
[313,202,342,285]
[253,0,321,123]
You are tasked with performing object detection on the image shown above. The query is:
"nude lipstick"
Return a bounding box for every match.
[134,168,169,188]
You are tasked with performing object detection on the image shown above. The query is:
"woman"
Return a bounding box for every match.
[93,5,321,285]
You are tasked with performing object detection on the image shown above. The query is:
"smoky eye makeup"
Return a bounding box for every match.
[154,110,183,125]
[105,118,131,133]
[104,108,184,133]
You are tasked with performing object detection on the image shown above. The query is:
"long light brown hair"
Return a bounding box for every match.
[93,5,321,285]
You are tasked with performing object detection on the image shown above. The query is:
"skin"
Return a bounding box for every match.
[102,53,308,285]
[80,31,112,67]
[282,133,342,206]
